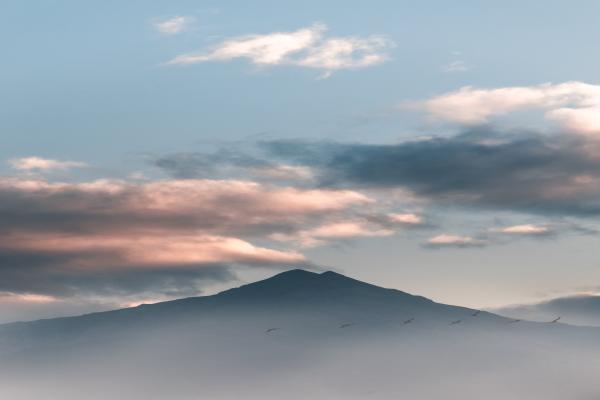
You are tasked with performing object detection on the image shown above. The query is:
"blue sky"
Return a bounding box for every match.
[1,1,600,322]
[4,0,600,167]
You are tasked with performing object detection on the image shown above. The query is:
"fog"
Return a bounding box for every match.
[1,270,599,399]
[2,313,599,400]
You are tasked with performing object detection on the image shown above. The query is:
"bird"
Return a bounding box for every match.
[549,317,561,324]
[508,319,521,324]
[403,318,414,324]
[265,328,280,334]
[339,323,354,329]
[472,310,481,317]
[450,320,462,325]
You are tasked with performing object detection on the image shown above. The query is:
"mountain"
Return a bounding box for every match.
[1,269,600,400]
[495,294,600,327]
[0,269,497,354]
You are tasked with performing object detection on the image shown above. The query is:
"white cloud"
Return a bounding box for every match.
[271,220,395,248]
[426,234,484,247]
[388,213,423,225]
[154,16,194,35]
[495,224,550,235]
[8,157,87,172]
[249,164,314,181]
[547,106,600,136]
[167,23,394,76]
[416,81,600,135]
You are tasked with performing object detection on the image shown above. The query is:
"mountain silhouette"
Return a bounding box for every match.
[0,269,497,355]
[2,269,600,400]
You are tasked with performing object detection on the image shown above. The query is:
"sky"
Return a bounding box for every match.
[1,0,600,322]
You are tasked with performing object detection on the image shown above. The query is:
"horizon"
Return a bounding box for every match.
[0,267,592,326]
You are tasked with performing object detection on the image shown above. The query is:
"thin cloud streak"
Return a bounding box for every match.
[153,16,194,35]
[9,157,87,172]
[167,23,394,76]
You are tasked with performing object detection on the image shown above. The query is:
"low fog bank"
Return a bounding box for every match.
[1,314,599,400]
[495,295,600,328]
[1,270,599,399]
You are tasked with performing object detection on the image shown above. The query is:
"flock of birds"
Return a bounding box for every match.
[264,312,562,334]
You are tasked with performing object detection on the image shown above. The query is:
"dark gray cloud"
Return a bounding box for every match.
[262,129,600,216]
[0,249,233,299]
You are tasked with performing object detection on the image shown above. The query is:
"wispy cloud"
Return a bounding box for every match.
[270,217,407,248]
[153,150,315,182]
[167,23,394,76]
[8,157,87,172]
[494,224,551,236]
[388,213,423,225]
[424,234,485,248]
[153,16,195,35]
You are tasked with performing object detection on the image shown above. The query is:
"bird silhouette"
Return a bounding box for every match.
[265,328,280,334]
[339,323,354,329]
[403,318,414,324]
[549,317,561,323]
[472,310,481,317]
[450,320,462,325]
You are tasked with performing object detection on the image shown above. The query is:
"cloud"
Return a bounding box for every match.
[153,150,314,182]
[494,224,551,236]
[547,106,600,136]
[388,213,423,225]
[153,16,194,35]
[263,130,600,216]
[424,234,485,248]
[0,176,380,298]
[415,81,600,135]
[8,157,87,172]
[167,23,394,75]
[271,219,396,248]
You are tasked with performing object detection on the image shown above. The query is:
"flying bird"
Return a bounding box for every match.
[549,317,561,324]
[339,323,354,329]
[265,328,280,334]
[450,320,462,325]
[403,318,414,324]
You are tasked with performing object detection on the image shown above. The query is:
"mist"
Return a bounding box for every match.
[1,270,599,400]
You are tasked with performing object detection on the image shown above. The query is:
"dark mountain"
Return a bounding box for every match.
[1,269,599,400]
[0,269,495,354]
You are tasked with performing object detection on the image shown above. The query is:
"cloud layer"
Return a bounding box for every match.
[263,129,600,216]
[0,176,418,300]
